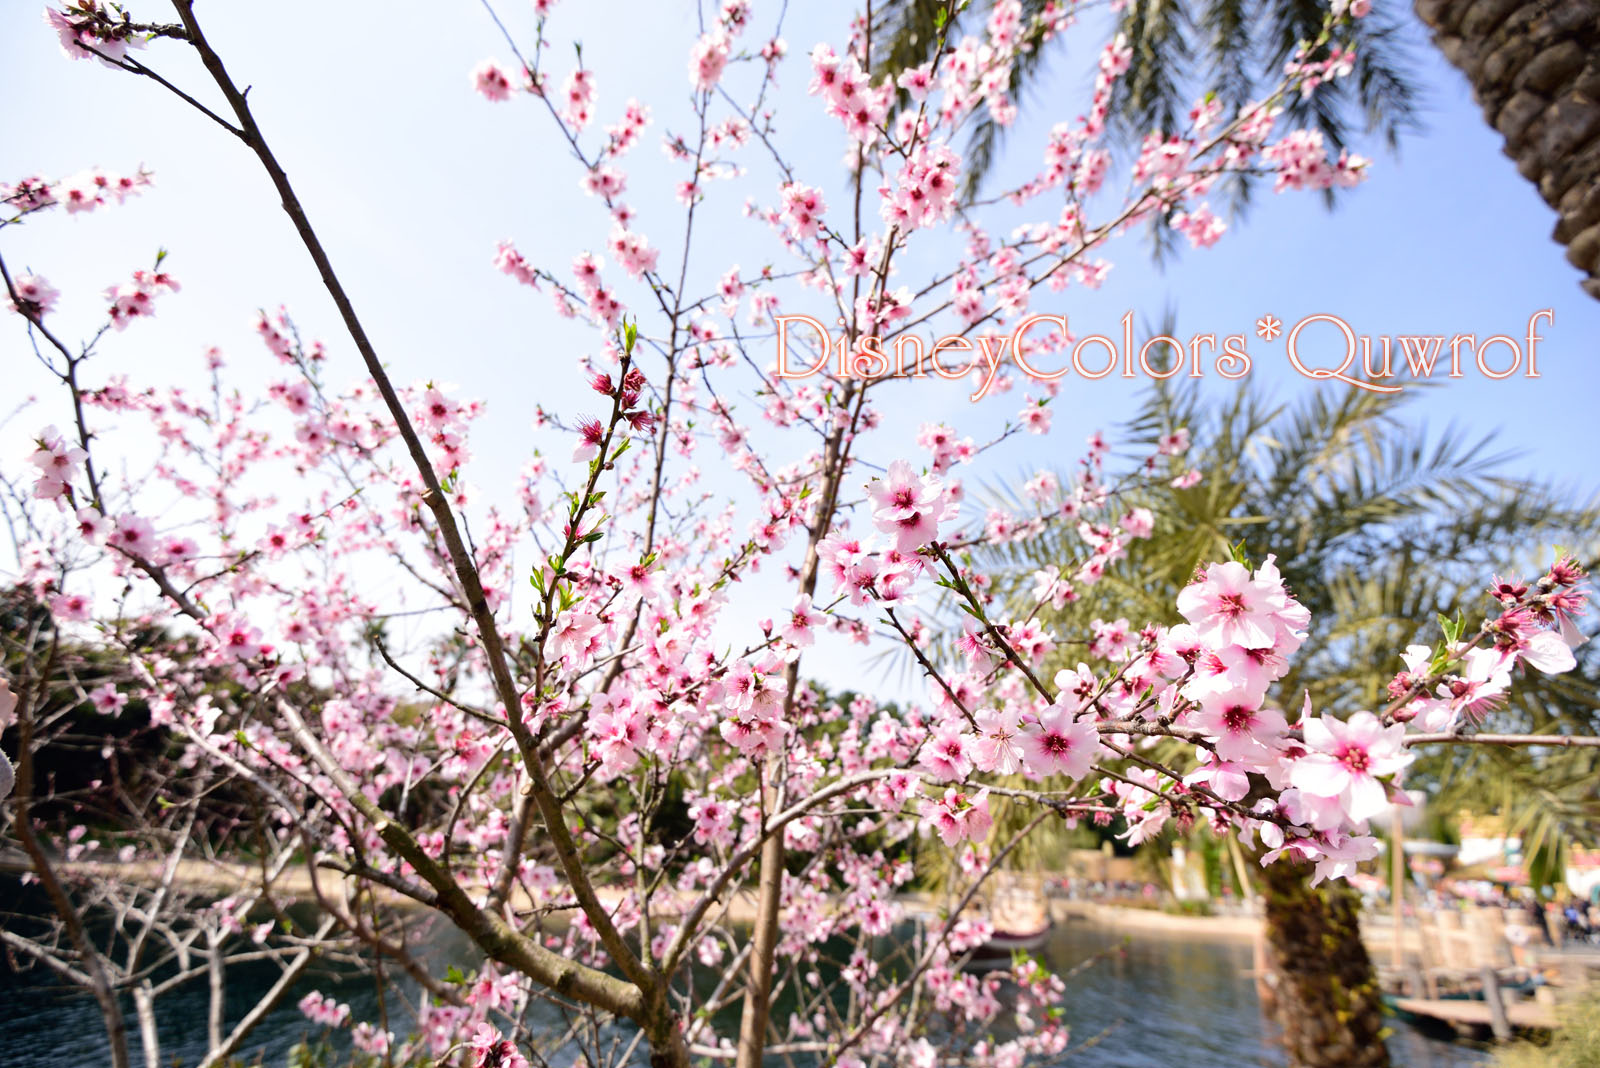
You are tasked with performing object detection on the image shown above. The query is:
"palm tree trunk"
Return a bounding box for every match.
[1415,0,1600,299]
[1258,860,1390,1068]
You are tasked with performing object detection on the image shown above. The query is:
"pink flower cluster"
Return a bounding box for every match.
[809,43,892,145]
[689,31,731,93]
[2,165,150,216]
[602,99,650,158]
[104,266,179,330]
[6,273,59,318]
[472,58,516,101]
[880,142,961,231]
[470,1024,530,1068]
[45,2,142,68]
[569,250,624,327]
[562,67,595,129]
[1264,129,1370,192]
[298,990,351,1028]
[27,426,85,503]
[866,460,952,552]
[778,182,826,242]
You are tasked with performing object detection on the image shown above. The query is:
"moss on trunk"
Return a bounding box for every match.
[1258,859,1390,1068]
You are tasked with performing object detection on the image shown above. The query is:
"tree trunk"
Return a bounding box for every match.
[1258,860,1390,1068]
[1415,0,1600,299]
[206,930,226,1054]
[133,982,161,1068]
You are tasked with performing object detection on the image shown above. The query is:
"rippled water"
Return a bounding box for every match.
[0,901,1490,1067]
[1038,921,1490,1067]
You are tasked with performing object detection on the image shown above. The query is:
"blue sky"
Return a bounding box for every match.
[4,0,1597,699]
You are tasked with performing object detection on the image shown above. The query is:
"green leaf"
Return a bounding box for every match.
[1228,539,1252,568]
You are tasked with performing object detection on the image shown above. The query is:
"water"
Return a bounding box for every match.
[1037,921,1491,1067]
[0,903,1492,1067]
[0,925,395,1068]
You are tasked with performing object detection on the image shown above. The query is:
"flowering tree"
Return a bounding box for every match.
[949,380,1600,1065]
[2,3,1594,1068]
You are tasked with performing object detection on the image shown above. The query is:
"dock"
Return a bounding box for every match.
[1391,996,1559,1031]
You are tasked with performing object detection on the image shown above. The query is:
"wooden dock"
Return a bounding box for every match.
[1392,997,1559,1031]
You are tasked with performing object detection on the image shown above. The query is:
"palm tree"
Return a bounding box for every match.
[874,0,1600,295]
[1414,0,1600,299]
[916,380,1600,1067]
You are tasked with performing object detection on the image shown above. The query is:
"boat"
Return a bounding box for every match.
[966,921,1053,968]
[963,875,1053,969]
[1381,989,1473,1024]
[1382,972,1547,1025]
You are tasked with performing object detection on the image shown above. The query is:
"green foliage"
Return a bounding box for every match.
[1495,986,1600,1068]
[1164,898,1214,917]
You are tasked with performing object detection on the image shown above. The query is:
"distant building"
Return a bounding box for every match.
[1456,811,1600,899]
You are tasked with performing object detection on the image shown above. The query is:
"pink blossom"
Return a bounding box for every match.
[688,796,736,847]
[297,990,350,1028]
[105,513,160,561]
[1170,203,1227,248]
[919,788,993,847]
[211,613,264,662]
[88,683,126,715]
[50,591,92,621]
[1158,428,1191,455]
[1183,750,1251,802]
[1176,560,1289,650]
[867,461,946,553]
[469,1024,529,1068]
[1512,628,1578,674]
[1289,711,1412,823]
[778,183,826,241]
[1187,694,1287,762]
[781,593,822,648]
[350,1023,392,1056]
[1440,647,1512,721]
[74,507,111,543]
[573,417,605,462]
[587,695,644,778]
[1019,403,1052,434]
[7,273,59,317]
[472,59,515,101]
[689,31,731,92]
[897,63,933,101]
[561,67,595,128]
[28,426,86,501]
[46,4,142,68]
[1021,704,1101,780]
[104,267,179,331]
[971,707,1023,775]
[921,723,974,781]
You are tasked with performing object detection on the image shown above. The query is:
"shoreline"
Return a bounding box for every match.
[1053,900,1263,940]
[1,850,1424,958]
[1052,900,1429,961]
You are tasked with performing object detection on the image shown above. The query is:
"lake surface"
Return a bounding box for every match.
[0,904,1491,1067]
[1038,921,1490,1067]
